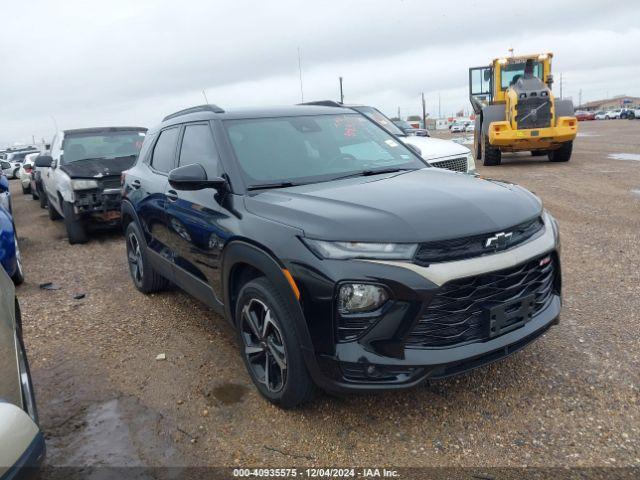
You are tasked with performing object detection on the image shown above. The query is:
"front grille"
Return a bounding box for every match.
[414,216,544,265]
[431,157,468,173]
[101,177,122,189]
[406,254,556,348]
[516,96,552,129]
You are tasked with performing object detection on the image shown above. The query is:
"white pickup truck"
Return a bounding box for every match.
[36,126,147,244]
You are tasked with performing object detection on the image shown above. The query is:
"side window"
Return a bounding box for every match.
[138,132,157,165]
[151,128,179,173]
[179,124,219,173]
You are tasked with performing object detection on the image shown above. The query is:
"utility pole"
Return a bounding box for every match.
[297,46,304,103]
[397,107,401,120]
[438,92,441,118]
[339,77,344,103]
[421,93,427,129]
[579,89,582,108]
[560,73,563,100]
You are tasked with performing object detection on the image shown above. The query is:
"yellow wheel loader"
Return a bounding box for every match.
[469,53,577,166]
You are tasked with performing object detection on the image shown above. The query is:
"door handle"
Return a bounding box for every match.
[166,190,178,202]
[131,180,141,189]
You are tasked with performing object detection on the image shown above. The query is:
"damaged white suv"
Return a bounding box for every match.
[36,127,147,244]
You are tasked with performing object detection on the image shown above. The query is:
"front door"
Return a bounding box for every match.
[164,122,229,308]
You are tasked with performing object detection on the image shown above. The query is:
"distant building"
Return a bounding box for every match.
[580,95,640,111]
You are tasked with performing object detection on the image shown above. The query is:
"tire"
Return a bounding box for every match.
[605,116,610,120]
[11,232,24,286]
[531,151,547,157]
[235,277,315,408]
[482,134,501,166]
[21,183,30,195]
[39,188,48,209]
[13,168,19,179]
[47,200,62,220]
[31,187,38,200]
[548,141,573,162]
[62,201,88,244]
[125,221,169,293]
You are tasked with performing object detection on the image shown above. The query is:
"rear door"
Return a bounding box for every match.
[164,122,228,308]
[136,127,180,263]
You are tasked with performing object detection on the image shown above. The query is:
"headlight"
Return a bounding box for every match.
[544,210,560,247]
[302,239,418,260]
[338,283,388,314]
[70,179,99,190]
[466,153,476,173]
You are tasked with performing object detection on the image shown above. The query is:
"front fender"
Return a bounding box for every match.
[0,210,18,277]
[221,241,322,379]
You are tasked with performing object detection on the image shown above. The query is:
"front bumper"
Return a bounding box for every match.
[73,189,122,223]
[489,116,577,151]
[292,213,561,394]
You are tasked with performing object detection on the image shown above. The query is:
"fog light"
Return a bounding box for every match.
[338,283,388,314]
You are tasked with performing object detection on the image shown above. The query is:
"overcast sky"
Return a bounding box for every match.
[1,0,639,146]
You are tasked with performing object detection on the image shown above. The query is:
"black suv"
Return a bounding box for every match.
[122,104,562,408]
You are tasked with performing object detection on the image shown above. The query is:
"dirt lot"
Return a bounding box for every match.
[10,120,640,469]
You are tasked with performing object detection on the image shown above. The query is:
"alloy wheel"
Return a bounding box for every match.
[127,232,144,284]
[240,298,287,393]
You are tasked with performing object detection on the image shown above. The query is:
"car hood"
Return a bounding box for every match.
[244,169,542,243]
[60,156,137,179]
[400,136,470,161]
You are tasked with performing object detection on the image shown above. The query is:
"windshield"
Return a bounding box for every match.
[61,130,146,164]
[224,113,426,187]
[351,106,406,137]
[500,61,542,89]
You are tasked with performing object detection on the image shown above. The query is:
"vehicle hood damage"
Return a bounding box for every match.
[245,168,542,243]
[60,156,136,179]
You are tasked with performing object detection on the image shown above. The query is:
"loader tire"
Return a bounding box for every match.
[482,135,501,166]
[548,141,573,162]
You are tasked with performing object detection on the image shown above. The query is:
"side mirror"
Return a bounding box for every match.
[34,155,53,168]
[483,69,492,82]
[0,175,9,193]
[168,163,227,191]
[405,144,422,157]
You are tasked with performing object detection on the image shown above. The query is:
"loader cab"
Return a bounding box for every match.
[491,53,553,103]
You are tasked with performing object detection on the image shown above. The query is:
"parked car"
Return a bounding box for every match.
[0,267,45,477]
[1,160,13,178]
[575,111,595,121]
[18,153,39,195]
[465,123,475,132]
[392,119,429,137]
[30,154,48,207]
[594,111,607,120]
[605,109,622,119]
[37,126,147,244]
[121,103,562,408]
[450,123,465,133]
[625,108,640,119]
[3,150,38,179]
[0,175,24,284]
[303,101,475,174]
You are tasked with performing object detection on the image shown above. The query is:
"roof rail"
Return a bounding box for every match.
[163,104,225,122]
[299,100,343,107]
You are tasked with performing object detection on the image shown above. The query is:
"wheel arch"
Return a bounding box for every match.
[221,240,320,376]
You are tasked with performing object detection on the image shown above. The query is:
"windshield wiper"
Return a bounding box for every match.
[247,181,299,191]
[331,167,416,182]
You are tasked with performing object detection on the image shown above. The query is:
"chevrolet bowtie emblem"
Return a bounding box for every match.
[485,231,513,250]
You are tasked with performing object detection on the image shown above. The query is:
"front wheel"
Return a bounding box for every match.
[236,277,315,408]
[11,234,24,285]
[13,168,19,179]
[482,134,501,166]
[548,141,573,162]
[21,183,30,194]
[62,201,88,244]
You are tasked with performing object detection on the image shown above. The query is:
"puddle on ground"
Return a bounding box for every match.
[577,132,600,137]
[631,189,640,197]
[450,135,474,145]
[210,382,249,405]
[608,153,640,161]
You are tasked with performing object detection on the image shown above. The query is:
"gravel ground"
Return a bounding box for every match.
[10,120,640,469]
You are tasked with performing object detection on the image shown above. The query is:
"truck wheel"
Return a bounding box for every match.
[236,277,315,408]
[39,188,48,209]
[21,183,30,194]
[62,201,88,244]
[47,201,62,220]
[125,221,169,293]
[548,141,573,162]
[482,135,501,166]
[531,151,547,157]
